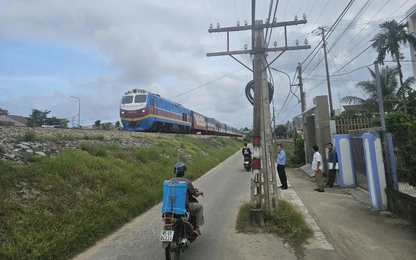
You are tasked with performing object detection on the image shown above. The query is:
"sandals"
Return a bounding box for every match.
[193,228,201,236]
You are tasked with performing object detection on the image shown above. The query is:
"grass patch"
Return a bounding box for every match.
[79,142,107,157]
[236,200,313,257]
[0,136,241,260]
[17,130,37,141]
[82,135,105,141]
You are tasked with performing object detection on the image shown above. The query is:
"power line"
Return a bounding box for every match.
[327,0,374,53]
[303,0,356,73]
[169,68,245,99]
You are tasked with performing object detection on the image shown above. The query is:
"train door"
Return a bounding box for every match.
[182,111,187,122]
[150,99,155,115]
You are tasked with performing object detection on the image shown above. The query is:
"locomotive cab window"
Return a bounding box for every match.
[134,95,147,103]
[122,96,134,104]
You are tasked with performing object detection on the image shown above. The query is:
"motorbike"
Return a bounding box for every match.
[243,155,251,171]
[160,181,201,260]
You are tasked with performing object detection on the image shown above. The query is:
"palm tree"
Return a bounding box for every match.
[371,20,416,116]
[341,66,414,113]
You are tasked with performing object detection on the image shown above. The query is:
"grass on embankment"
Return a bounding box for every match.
[0,134,242,260]
[236,201,313,257]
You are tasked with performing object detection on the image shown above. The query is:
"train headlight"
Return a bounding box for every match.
[142,109,145,112]
[121,111,124,114]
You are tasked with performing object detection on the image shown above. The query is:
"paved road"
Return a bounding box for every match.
[72,152,296,260]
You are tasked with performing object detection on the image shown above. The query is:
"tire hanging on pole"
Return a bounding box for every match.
[245,80,274,106]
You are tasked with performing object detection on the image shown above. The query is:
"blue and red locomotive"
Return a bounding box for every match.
[120,89,242,136]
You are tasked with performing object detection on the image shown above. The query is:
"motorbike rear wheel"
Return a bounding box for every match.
[165,228,181,260]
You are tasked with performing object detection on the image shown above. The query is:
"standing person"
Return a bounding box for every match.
[276,144,288,190]
[312,145,324,192]
[325,143,338,188]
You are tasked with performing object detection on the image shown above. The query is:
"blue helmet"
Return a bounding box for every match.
[174,162,186,177]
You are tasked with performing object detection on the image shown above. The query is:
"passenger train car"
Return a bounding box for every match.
[120,89,242,136]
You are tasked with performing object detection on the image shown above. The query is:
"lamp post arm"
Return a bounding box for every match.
[70,96,81,127]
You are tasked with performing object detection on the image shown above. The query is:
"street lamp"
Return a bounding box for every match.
[70,96,81,127]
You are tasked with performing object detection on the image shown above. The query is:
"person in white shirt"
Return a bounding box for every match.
[312,145,324,192]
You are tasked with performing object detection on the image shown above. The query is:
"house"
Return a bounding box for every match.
[290,114,303,131]
[0,109,28,126]
[341,105,367,113]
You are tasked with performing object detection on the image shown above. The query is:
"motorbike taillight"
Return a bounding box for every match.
[163,217,177,226]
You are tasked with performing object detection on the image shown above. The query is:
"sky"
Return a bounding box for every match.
[0,0,415,129]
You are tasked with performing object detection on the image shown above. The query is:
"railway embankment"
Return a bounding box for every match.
[0,126,194,164]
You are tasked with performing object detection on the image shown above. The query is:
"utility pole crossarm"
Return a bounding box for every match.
[208,19,308,33]
[207,45,311,57]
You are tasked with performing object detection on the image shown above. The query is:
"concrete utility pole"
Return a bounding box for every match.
[374,61,393,188]
[317,27,334,117]
[207,8,310,224]
[298,63,306,114]
[297,62,308,163]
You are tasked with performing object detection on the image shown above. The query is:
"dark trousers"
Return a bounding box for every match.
[326,169,337,187]
[277,164,287,188]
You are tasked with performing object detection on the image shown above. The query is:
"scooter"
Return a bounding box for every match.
[243,156,251,171]
[160,181,201,260]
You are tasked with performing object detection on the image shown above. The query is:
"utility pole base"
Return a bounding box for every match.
[250,208,264,227]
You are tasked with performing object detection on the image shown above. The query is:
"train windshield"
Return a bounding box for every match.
[122,95,134,104]
[134,94,147,103]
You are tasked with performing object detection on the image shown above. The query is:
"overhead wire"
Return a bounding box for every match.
[169,68,245,99]
[327,0,374,53]
[266,0,279,47]
[264,0,275,43]
[332,0,411,72]
[304,0,370,76]
[302,0,356,74]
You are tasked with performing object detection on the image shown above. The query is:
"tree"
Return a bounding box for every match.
[274,124,287,138]
[94,120,101,129]
[44,116,62,126]
[60,119,69,128]
[115,121,121,130]
[371,20,416,116]
[341,66,414,113]
[27,109,51,127]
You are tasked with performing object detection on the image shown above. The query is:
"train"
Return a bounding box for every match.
[120,89,243,137]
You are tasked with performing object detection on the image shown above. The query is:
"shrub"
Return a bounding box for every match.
[21,130,37,141]
[289,135,305,166]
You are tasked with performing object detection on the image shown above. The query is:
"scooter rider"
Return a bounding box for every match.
[242,142,252,162]
[170,162,204,236]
